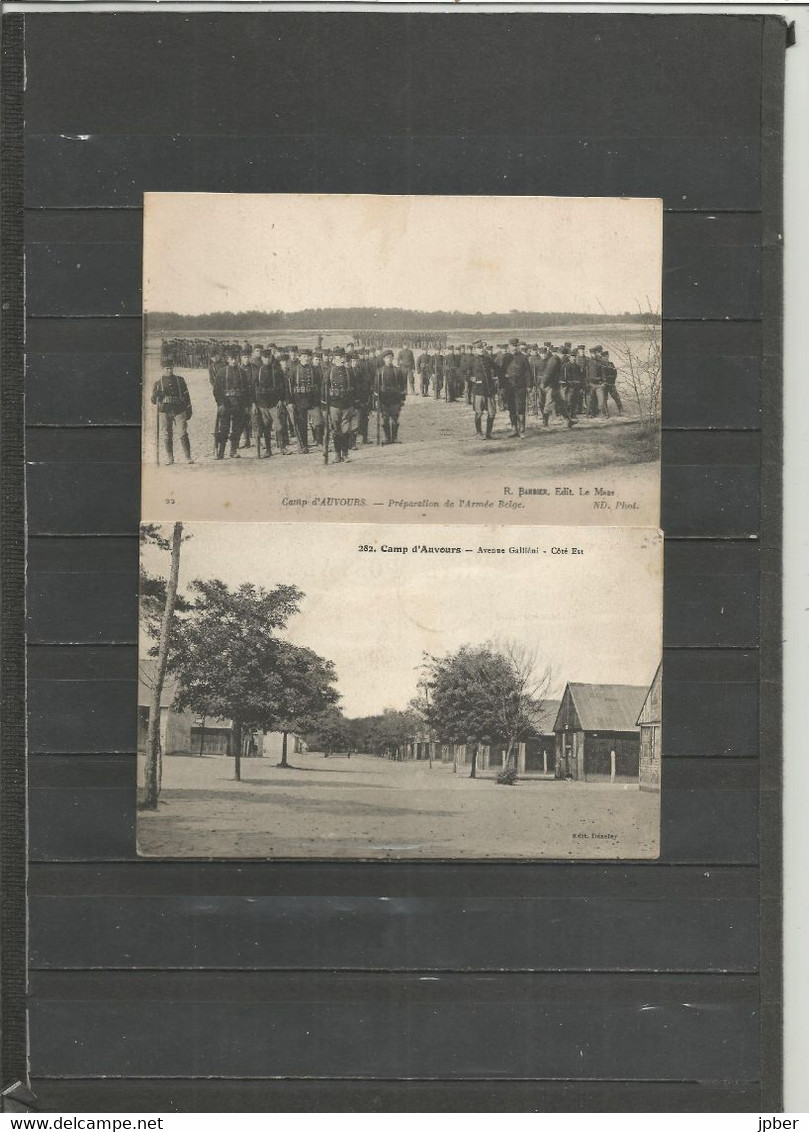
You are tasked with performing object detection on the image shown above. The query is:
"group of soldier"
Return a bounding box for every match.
[150,336,621,465]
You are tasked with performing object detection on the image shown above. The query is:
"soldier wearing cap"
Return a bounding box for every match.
[397,345,416,395]
[601,350,622,415]
[213,351,248,459]
[432,348,446,400]
[503,337,533,438]
[470,343,497,439]
[417,348,432,397]
[378,349,407,443]
[324,347,356,463]
[151,362,194,465]
[349,352,372,446]
[287,346,323,452]
[540,346,577,429]
[252,349,288,457]
[238,351,254,449]
[444,345,461,402]
[533,345,551,417]
[586,346,606,417]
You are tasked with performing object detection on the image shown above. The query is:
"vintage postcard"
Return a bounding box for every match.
[141,194,662,528]
[138,522,662,859]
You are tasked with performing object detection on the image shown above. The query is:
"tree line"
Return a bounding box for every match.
[147,307,652,332]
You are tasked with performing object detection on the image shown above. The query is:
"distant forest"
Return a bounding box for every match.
[147,308,654,332]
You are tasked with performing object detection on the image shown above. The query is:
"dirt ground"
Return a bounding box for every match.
[142,360,659,525]
[137,751,661,860]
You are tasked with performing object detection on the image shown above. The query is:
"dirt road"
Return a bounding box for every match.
[138,751,660,859]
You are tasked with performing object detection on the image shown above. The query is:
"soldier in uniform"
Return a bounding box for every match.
[287,346,322,453]
[352,352,373,445]
[586,345,606,417]
[397,345,416,394]
[432,349,445,400]
[458,344,473,404]
[378,349,407,443]
[444,345,461,402]
[324,347,356,464]
[208,348,225,411]
[213,351,248,459]
[601,350,622,414]
[470,343,497,439]
[541,346,577,429]
[503,338,533,438]
[238,351,254,449]
[252,348,284,457]
[151,362,194,465]
[417,348,432,397]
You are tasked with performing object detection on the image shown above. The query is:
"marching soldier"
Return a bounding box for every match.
[324,347,356,464]
[541,346,577,429]
[601,350,622,414]
[151,362,194,465]
[503,338,532,438]
[470,343,497,439]
[378,349,407,443]
[586,345,606,417]
[212,351,248,459]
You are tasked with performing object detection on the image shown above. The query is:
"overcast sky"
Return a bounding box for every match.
[141,523,662,717]
[143,194,662,317]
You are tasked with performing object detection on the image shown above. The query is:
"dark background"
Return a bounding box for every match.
[5,10,784,1112]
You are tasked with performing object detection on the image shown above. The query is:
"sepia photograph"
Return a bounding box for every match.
[138,522,662,859]
[141,194,662,528]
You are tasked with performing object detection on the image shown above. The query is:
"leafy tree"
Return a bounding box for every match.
[348,708,420,760]
[272,643,340,767]
[167,580,305,781]
[299,706,352,756]
[418,643,551,780]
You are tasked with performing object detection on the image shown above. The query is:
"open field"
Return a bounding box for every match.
[141,326,660,525]
[138,751,660,860]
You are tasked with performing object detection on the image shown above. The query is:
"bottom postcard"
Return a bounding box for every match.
[138,522,662,859]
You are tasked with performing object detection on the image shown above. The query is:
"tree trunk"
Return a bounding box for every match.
[280,729,289,767]
[142,521,183,811]
[469,745,478,779]
[232,719,242,781]
[505,738,517,772]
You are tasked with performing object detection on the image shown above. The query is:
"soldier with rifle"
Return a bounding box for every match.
[151,362,194,465]
[238,350,254,449]
[212,351,248,459]
[287,346,323,453]
[378,349,407,444]
[323,347,356,464]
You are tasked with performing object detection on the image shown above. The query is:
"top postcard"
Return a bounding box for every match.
[142,194,662,527]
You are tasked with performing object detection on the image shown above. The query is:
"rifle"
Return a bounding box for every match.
[254,406,262,458]
[285,401,306,453]
[155,403,161,467]
[376,368,381,446]
[323,380,331,465]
